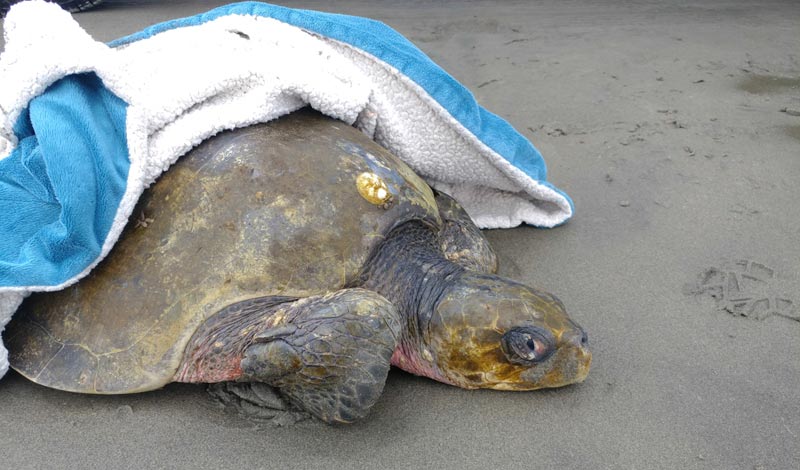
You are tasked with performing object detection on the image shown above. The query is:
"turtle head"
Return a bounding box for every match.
[404,272,591,390]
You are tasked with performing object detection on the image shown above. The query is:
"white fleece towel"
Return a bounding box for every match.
[0,1,573,378]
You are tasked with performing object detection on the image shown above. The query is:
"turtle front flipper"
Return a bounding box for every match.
[435,191,498,273]
[240,289,401,424]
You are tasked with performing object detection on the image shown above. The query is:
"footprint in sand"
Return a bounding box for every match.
[688,259,799,323]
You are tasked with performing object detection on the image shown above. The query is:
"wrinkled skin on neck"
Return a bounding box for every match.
[359,221,591,390]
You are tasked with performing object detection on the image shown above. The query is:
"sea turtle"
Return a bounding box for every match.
[5,109,591,423]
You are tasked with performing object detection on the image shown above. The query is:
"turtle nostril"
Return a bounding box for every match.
[568,327,588,348]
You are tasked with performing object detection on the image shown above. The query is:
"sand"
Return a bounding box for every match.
[1,1,798,469]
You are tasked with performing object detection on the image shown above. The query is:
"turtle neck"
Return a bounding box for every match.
[356,220,464,376]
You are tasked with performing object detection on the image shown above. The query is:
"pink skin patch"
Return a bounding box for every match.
[174,342,245,383]
[390,341,449,384]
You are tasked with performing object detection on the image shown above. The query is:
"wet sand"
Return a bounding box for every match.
[1,1,799,469]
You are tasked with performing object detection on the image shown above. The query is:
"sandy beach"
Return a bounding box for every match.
[1,1,798,468]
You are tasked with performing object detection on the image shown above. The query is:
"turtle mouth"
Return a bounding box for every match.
[513,345,592,390]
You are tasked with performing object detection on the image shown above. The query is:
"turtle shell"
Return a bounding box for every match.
[6,109,440,394]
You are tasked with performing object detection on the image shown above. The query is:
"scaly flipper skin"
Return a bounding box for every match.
[435,191,498,274]
[206,382,309,426]
[239,289,401,424]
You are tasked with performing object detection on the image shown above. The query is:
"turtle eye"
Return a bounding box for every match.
[501,327,554,364]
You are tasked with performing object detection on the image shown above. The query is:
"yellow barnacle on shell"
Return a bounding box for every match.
[356,172,393,207]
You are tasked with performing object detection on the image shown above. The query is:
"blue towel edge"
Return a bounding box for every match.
[108,1,574,213]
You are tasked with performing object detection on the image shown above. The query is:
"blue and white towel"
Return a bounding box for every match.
[0,1,573,377]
